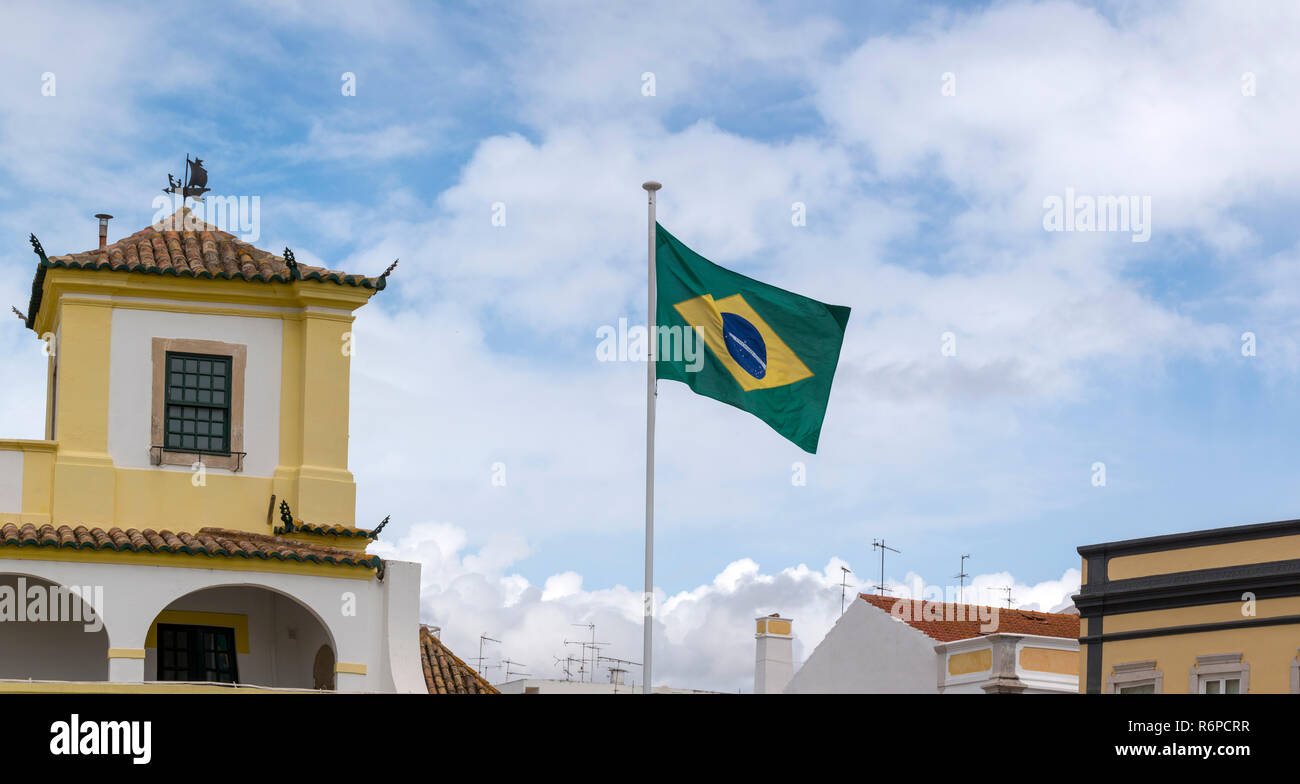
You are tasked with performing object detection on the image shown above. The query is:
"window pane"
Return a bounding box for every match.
[1204,680,1220,694]
[1119,683,1155,694]
[163,353,233,454]
[1225,679,1240,694]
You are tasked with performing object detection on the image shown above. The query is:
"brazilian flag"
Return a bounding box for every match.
[654,223,851,453]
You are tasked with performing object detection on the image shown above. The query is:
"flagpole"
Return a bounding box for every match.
[642,180,661,695]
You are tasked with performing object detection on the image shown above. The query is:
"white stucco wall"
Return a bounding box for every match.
[0,557,424,692]
[0,450,22,515]
[107,306,283,477]
[935,634,1078,693]
[784,599,938,694]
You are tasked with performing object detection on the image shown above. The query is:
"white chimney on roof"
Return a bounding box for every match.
[754,613,794,694]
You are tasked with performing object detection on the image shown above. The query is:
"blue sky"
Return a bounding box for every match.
[3,0,1298,690]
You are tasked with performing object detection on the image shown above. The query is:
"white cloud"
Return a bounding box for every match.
[816,0,1300,251]
[374,522,1080,691]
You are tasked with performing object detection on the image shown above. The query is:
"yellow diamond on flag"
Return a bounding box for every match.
[672,293,813,392]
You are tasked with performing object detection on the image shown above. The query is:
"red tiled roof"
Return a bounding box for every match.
[47,207,382,287]
[859,593,1079,642]
[0,522,383,574]
[419,626,498,694]
[24,207,393,329]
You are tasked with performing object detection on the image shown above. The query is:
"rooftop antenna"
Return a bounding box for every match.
[598,655,642,695]
[501,658,528,681]
[1001,586,1014,609]
[871,539,900,595]
[955,554,970,605]
[476,634,500,677]
[553,655,581,681]
[839,565,853,615]
[568,622,609,682]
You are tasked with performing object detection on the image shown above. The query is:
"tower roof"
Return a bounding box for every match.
[24,206,392,329]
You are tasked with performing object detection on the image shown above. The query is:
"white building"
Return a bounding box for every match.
[764,594,1079,694]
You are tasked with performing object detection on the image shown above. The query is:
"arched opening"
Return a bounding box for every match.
[0,573,109,681]
[144,584,336,690]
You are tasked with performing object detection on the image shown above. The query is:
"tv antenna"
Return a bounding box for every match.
[476,634,500,677]
[553,655,581,681]
[955,554,970,605]
[598,655,642,694]
[839,565,853,615]
[501,658,529,681]
[566,622,609,682]
[871,539,900,595]
[1001,586,1014,609]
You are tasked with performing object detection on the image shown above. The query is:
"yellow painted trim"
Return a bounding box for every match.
[765,620,791,635]
[107,648,146,660]
[0,680,323,694]
[0,439,58,452]
[34,267,375,336]
[0,441,58,518]
[1018,646,1078,675]
[947,648,992,675]
[145,611,251,654]
[0,544,376,580]
[335,662,367,675]
[110,466,274,532]
[1108,534,1300,580]
[1102,595,1300,636]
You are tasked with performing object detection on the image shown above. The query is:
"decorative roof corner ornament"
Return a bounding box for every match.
[279,499,295,533]
[29,234,46,261]
[283,247,300,280]
[163,155,210,202]
[373,515,391,539]
[382,259,399,279]
[11,306,27,322]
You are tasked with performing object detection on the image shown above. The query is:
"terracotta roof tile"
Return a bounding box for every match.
[273,500,385,540]
[858,593,1079,642]
[419,626,498,694]
[23,207,394,329]
[44,207,381,287]
[0,522,383,575]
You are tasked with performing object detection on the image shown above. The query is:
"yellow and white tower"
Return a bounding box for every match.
[0,205,424,693]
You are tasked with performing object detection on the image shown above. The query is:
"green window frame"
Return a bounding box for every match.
[164,351,232,455]
[156,623,240,683]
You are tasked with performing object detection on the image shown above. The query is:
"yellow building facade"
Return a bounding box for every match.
[1075,518,1300,693]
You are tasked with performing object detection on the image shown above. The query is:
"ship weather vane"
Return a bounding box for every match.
[163,155,211,202]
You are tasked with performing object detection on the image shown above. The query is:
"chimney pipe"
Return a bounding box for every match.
[94,214,113,251]
[754,613,794,694]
